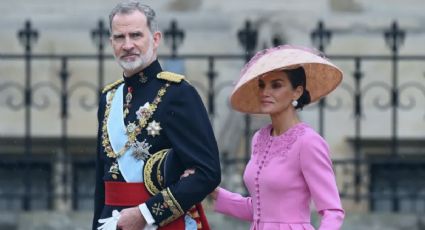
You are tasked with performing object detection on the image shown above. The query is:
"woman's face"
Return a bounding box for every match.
[257,71,302,114]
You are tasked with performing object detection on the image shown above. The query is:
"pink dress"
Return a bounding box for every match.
[214,123,344,230]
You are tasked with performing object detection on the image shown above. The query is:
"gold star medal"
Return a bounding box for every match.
[147,120,162,137]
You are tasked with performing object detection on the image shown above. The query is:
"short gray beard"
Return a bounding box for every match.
[116,38,155,72]
[118,56,143,71]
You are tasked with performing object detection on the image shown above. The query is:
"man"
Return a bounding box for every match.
[92,1,221,229]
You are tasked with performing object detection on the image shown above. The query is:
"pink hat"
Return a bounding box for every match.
[230,45,343,113]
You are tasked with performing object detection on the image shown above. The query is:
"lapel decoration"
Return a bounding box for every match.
[147,120,162,137]
[139,72,148,83]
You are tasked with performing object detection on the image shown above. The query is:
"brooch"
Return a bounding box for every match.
[136,102,152,120]
[132,139,152,161]
[139,72,148,83]
[147,120,162,137]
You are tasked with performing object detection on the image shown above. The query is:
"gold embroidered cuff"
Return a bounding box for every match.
[159,188,184,226]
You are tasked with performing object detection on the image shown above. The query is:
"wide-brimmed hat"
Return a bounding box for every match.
[230,45,343,113]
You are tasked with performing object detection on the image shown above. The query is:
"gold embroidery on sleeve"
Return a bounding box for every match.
[144,149,168,195]
[159,188,184,226]
[151,202,165,216]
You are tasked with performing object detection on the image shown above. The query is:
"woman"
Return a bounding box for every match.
[212,45,345,230]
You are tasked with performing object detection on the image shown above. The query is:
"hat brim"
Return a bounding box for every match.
[230,47,343,114]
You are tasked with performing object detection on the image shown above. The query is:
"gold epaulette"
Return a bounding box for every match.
[102,79,124,93]
[157,71,185,83]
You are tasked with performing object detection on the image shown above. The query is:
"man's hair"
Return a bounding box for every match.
[109,0,159,33]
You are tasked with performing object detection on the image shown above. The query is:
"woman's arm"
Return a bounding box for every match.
[213,187,254,221]
[300,132,345,230]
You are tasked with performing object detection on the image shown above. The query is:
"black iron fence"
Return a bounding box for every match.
[0,19,424,213]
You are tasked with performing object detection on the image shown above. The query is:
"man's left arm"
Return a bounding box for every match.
[145,82,221,226]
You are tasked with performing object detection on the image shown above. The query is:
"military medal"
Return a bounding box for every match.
[126,122,139,143]
[102,82,170,159]
[109,162,120,179]
[131,139,152,161]
[147,120,162,137]
[136,102,152,120]
[123,87,133,118]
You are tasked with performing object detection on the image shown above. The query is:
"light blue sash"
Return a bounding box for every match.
[107,84,144,182]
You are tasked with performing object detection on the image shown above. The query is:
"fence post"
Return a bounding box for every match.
[383,20,405,212]
[17,19,38,211]
[58,57,72,210]
[353,57,363,203]
[237,20,257,163]
[164,20,185,58]
[310,20,332,136]
[207,56,217,121]
[91,19,109,101]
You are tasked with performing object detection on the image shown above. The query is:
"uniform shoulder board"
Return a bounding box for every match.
[102,79,124,93]
[157,71,185,83]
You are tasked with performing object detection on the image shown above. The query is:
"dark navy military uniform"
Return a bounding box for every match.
[92,60,221,229]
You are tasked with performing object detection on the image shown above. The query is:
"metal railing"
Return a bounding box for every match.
[0,19,424,212]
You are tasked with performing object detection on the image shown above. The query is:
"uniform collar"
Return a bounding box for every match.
[123,60,162,87]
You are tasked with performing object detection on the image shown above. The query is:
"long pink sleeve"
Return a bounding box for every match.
[213,187,253,221]
[299,132,345,230]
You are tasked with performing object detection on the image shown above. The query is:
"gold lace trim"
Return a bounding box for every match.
[102,79,124,93]
[144,149,168,195]
[157,71,185,83]
[159,188,184,226]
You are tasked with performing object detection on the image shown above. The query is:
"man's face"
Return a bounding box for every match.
[110,10,161,76]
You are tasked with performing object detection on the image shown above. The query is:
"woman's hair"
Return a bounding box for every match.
[283,67,311,109]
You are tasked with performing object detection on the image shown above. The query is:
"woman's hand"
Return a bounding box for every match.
[180,168,195,179]
[180,168,219,201]
[210,187,219,200]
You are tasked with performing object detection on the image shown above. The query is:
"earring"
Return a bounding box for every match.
[291,100,298,107]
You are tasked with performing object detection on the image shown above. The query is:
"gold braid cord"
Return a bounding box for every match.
[156,151,167,188]
[101,82,170,159]
[101,89,118,157]
[144,149,168,195]
[157,71,185,83]
[102,79,124,94]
